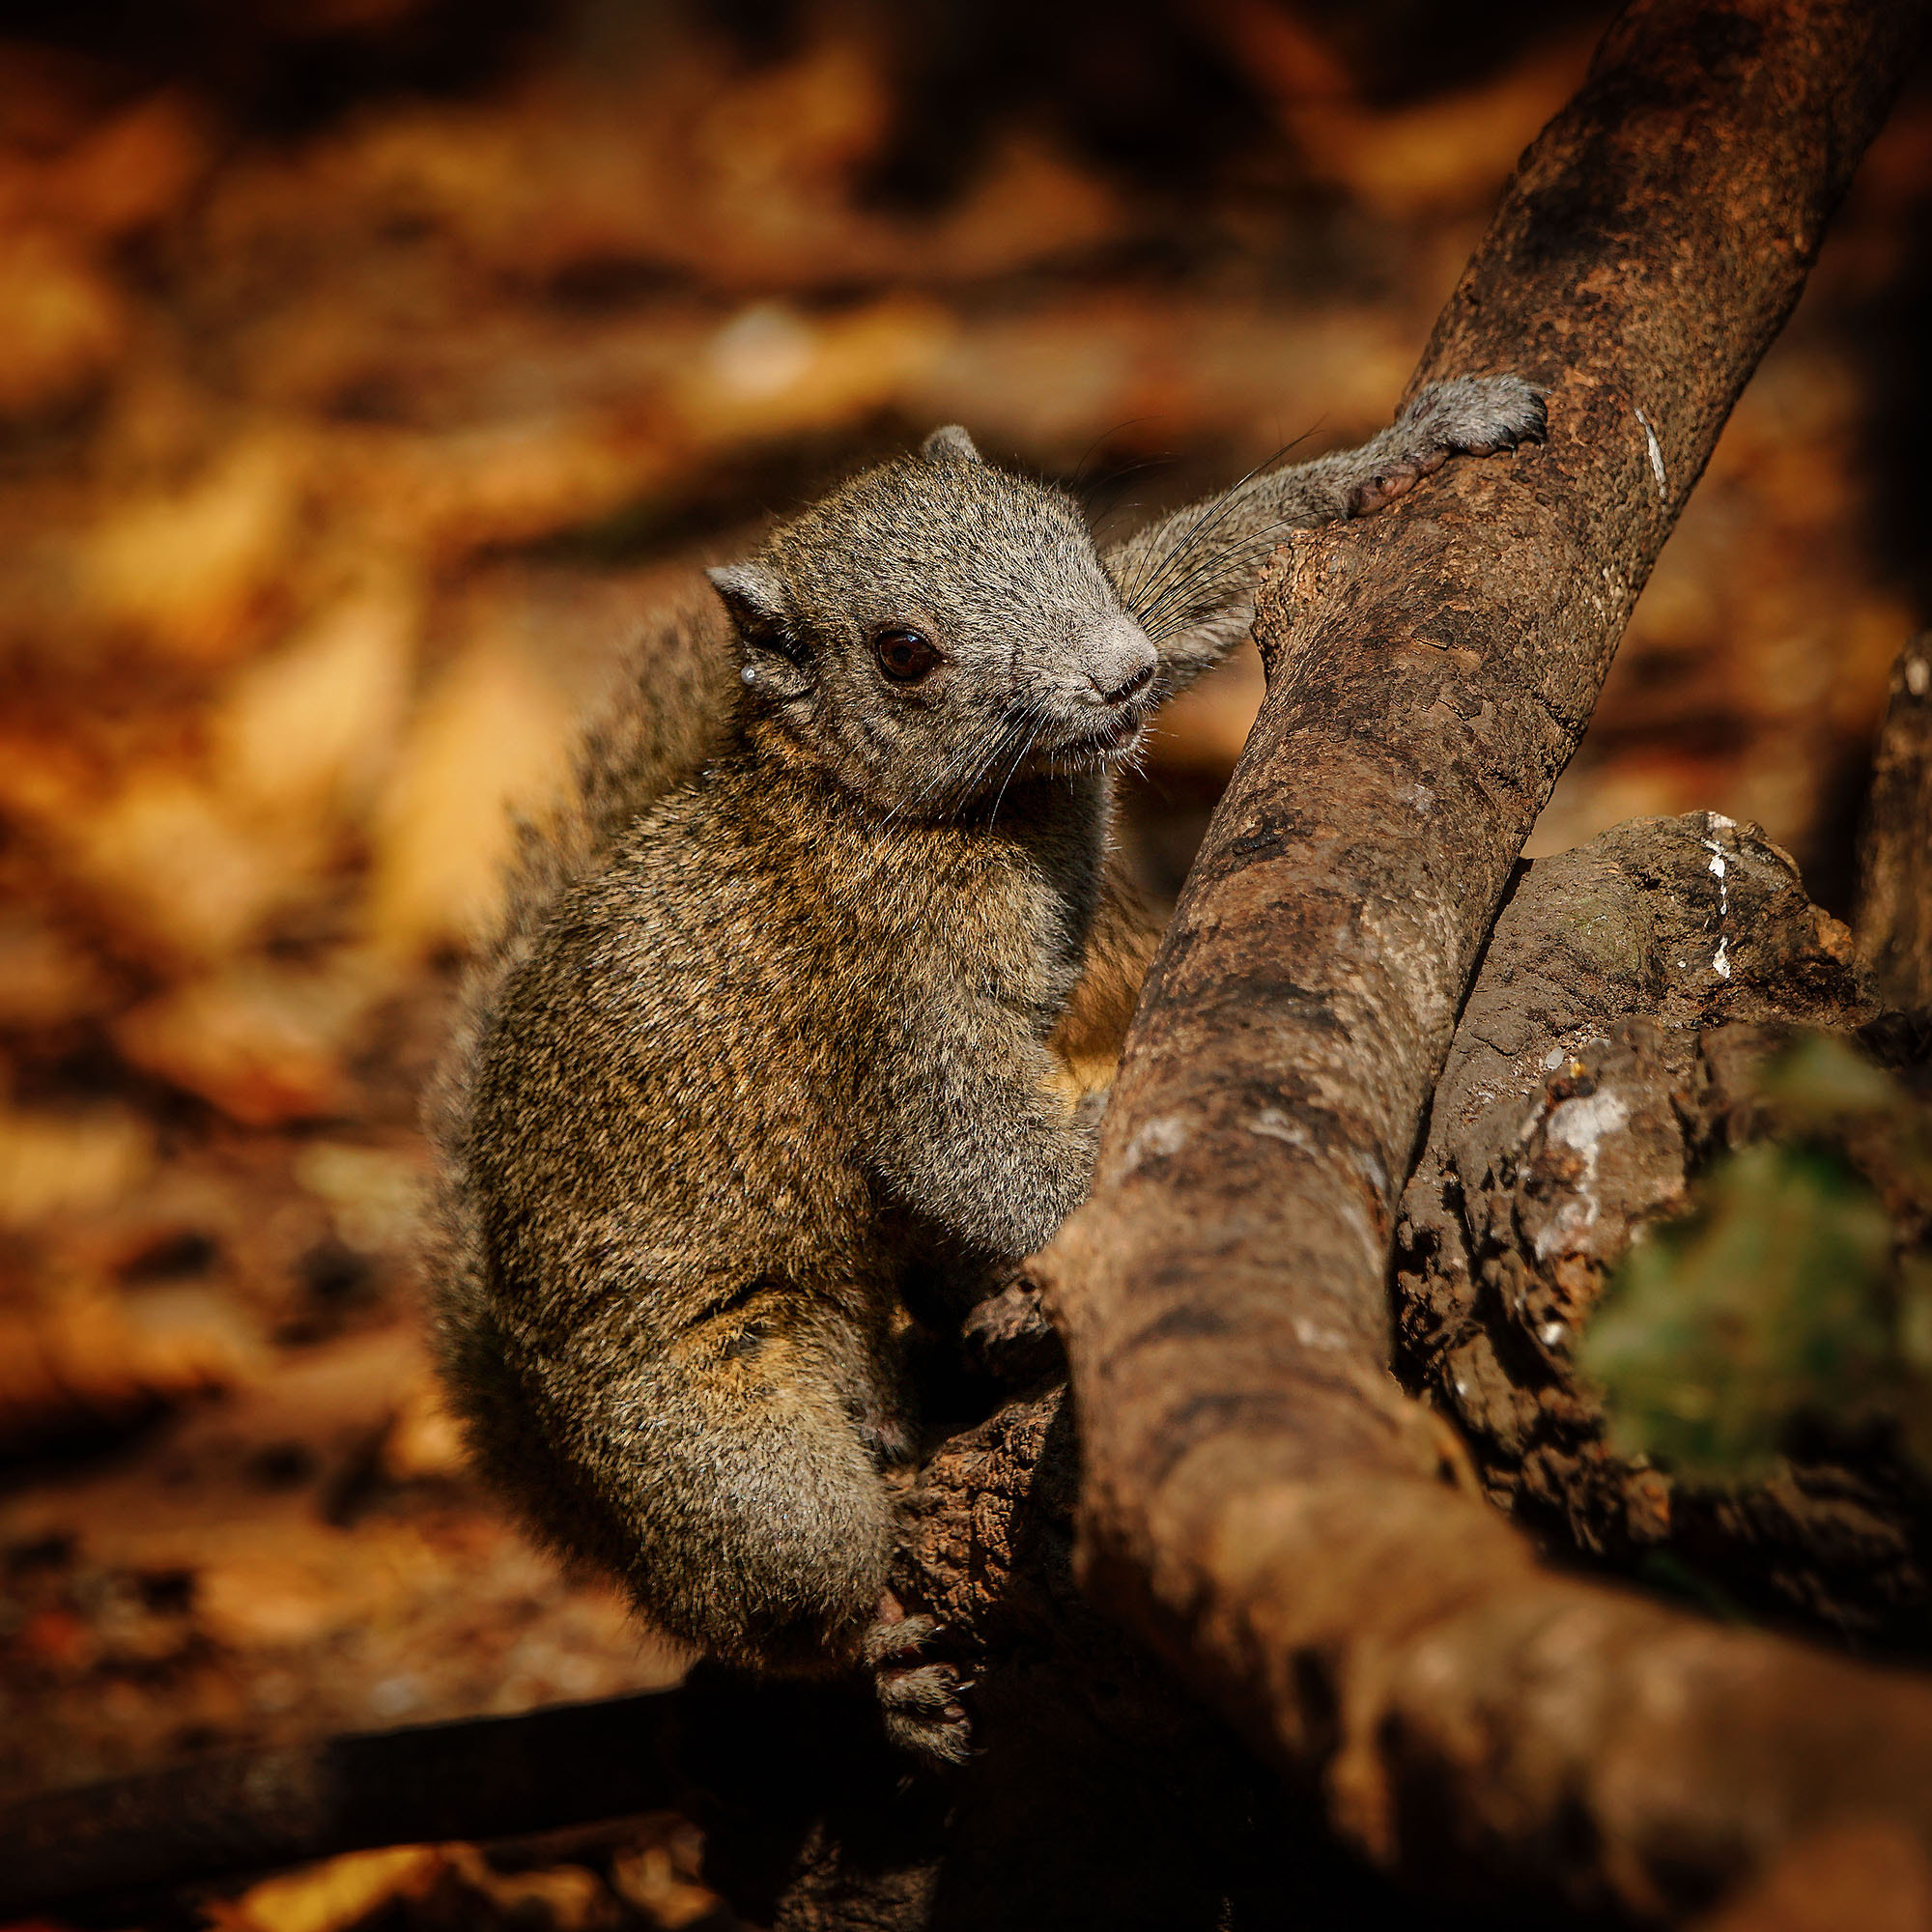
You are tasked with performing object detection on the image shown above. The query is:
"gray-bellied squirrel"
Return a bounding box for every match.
[424,375,1546,1759]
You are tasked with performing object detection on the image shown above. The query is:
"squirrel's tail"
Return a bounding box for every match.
[436,586,736,1066]
[506,593,736,924]
[421,594,735,1329]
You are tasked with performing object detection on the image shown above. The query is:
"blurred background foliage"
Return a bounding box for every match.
[0,0,1926,1923]
[1583,1035,1932,1486]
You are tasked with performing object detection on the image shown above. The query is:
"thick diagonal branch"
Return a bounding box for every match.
[1040,0,1932,1919]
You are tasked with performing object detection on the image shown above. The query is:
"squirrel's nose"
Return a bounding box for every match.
[1096,657,1155,705]
[1084,617,1158,705]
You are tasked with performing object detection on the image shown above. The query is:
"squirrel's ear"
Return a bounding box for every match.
[708,562,810,698]
[921,424,981,465]
[707,563,791,647]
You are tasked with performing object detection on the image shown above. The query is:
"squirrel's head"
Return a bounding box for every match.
[707,426,1157,818]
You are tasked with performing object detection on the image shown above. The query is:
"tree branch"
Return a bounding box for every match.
[0,1692,684,1920]
[1040,1,1932,1918]
[1395,812,1929,1641]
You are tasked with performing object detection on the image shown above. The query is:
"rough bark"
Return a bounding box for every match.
[1394,813,1932,1646]
[739,828,1932,1930]
[1037,0,1932,1919]
[692,1389,1296,1932]
[692,1377,1549,1932]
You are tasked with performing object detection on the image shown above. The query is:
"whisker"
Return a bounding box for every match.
[1133,497,1298,629]
[986,710,1050,827]
[941,720,1019,808]
[945,704,1038,821]
[1067,419,1165,495]
[1117,430,1320,624]
[1115,440,1298,614]
[1135,510,1327,642]
[885,706,1015,826]
[1119,481,1251,622]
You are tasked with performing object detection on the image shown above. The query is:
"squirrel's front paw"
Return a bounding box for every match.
[1353,374,1547,515]
[864,1606,971,1767]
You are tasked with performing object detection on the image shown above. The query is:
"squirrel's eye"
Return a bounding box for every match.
[874,627,939,684]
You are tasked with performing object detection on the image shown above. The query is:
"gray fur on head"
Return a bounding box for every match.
[706,435,1158,819]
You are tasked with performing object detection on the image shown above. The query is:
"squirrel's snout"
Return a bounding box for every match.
[1082,615,1158,707]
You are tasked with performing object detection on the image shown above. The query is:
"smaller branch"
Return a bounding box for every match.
[0,1690,683,1920]
[1395,814,1928,1645]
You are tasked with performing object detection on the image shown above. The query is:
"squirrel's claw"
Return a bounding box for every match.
[864,1608,974,1766]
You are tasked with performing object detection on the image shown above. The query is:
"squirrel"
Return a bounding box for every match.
[424,375,1546,1759]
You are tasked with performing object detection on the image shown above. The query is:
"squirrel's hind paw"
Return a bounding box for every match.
[864,1610,973,1767]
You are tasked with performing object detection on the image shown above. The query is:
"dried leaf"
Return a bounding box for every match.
[0,231,127,418]
[0,1281,258,1450]
[0,910,109,1028]
[675,295,949,444]
[213,577,419,820]
[380,1373,467,1482]
[294,1140,426,1255]
[9,90,211,238]
[611,1838,721,1930]
[114,962,381,1127]
[82,439,302,663]
[0,1106,153,1228]
[209,1844,444,1932]
[44,769,309,963]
